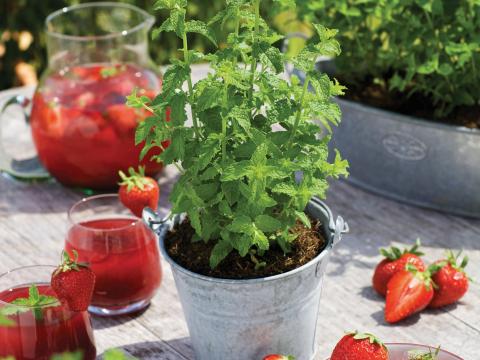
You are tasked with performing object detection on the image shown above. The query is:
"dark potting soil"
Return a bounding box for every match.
[164,218,326,279]
[341,79,480,129]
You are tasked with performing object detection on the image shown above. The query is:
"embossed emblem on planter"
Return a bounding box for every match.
[382,133,427,160]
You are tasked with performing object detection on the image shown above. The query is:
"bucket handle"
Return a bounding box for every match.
[142,207,166,233]
[332,215,349,248]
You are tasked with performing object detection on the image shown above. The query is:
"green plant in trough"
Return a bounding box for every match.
[290,0,480,120]
[129,0,348,268]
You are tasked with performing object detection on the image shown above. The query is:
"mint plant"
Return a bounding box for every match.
[291,0,480,119]
[129,0,348,268]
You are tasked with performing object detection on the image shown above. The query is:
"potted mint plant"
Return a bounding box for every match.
[132,1,349,359]
[283,0,480,217]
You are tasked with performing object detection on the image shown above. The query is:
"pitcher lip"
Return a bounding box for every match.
[156,200,336,285]
[45,2,155,42]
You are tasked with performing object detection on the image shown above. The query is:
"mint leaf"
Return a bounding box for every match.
[252,227,269,250]
[221,161,249,181]
[29,285,40,302]
[153,0,186,10]
[185,21,217,46]
[228,106,251,133]
[255,215,282,232]
[0,313,14,327]
[51,351,84,360]
[210,240,233,268]
[100,67,118,78]
[104,349,138,360]
[295,211,311,228]
[195,84,223,112]
[227,215,252,233]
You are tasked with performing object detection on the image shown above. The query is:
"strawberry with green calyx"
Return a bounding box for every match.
[429,250,470,308]
[0,284,59,321]
[51,250,95,312]
[408,346,440,360]
[330,331,388,360]
[263,355,295,360]
[373,239,425,296]
[385,263,435,323]
[118,166,159,218]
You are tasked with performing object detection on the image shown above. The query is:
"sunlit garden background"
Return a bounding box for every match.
[1,0,282,89]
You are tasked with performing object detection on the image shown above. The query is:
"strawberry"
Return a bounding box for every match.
[373,239,425,296]
[262,355,295,360]
[51,250,96,312]
[330,331,388,360]
[429,251,470,308]
[118,166,159,217]
[385,264,434,323]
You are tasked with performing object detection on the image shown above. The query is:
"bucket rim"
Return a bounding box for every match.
[154,199,337,284]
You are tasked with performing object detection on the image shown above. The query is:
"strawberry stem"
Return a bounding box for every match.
[118,166,153,192]
[55,250,89,275]
[407,263,436,291]
[347,330,386,348]
[380,239,424,260]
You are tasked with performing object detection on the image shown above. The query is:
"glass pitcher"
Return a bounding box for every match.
[0,2,168,190]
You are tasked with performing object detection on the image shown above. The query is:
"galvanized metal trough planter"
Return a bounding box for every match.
[330,98,480,218]
[287,53,480,218]
[143,199,348,360]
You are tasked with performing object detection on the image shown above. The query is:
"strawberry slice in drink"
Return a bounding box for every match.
[63,108,106,139]
[105,105,141,136]
[31,94,65,139]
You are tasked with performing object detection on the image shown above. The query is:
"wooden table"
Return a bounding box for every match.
[0,65,478,359]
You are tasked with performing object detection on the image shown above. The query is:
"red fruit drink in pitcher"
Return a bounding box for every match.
[30,63,169,190]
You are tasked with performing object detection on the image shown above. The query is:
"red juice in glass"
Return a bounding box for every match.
[0,267,96,359]
[30,63,170,190]
[65,194,162,316]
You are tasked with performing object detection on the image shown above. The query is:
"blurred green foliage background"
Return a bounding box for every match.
[0,0,241,89]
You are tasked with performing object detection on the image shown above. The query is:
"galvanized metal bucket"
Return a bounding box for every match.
[143,199,348,360]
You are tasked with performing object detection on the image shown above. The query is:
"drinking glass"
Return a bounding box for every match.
[0,2,169,189]
[0,265,97,359]
[65,194,162,316]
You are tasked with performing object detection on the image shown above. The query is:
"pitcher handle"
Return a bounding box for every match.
[0,94,50,180]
